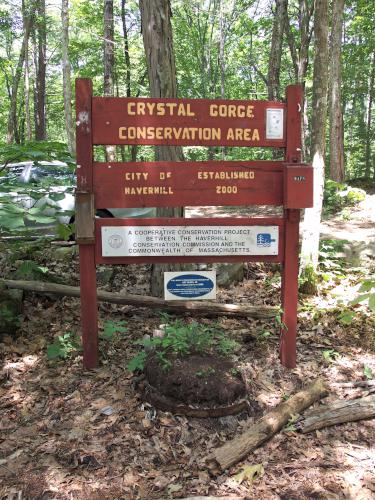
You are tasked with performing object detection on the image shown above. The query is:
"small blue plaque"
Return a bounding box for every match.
[166,273,215,300]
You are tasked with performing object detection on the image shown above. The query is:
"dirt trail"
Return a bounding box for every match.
[187,193,375,260]
[320,194,375,243]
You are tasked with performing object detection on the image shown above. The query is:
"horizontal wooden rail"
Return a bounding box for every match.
[2,279,278,318]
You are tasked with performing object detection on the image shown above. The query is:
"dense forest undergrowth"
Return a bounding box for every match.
[0,190,374,499]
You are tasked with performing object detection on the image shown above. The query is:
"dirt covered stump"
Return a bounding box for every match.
[144,352,246,407]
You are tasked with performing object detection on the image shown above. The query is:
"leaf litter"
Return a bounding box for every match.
[0,211,375,498]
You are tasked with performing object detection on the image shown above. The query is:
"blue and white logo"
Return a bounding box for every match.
[257,233,275,247]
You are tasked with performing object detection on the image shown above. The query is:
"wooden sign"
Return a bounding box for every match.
[92,97,286,147]
[76,78,312,371]
[101,224,279,257]
[94,217,284,265]
[94,161,284,208]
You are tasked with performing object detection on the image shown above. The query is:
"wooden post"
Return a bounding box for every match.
[280,85,302,368]
[76,78,98,369]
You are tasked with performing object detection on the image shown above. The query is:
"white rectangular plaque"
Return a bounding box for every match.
[266,108,284,139]
[101,225,279,257]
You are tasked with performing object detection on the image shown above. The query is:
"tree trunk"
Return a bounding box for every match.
[121,0,131,99]
[205,379,327,474]
[285,0,314,159]
[139,0,184,165]
[329,0,345,182]
[219,0,226,160]
[104,0,116,162]
[139,0,185,297]
[298,0,314,159]
[121,0,137,162]
[35,0,46,140]
[61,0,75,155]
[299,394,375,433]
[24,0,32,141]
[7,6,33,144]
[365,52,375,179]
[267,0,288,101]
[300,0,329,273]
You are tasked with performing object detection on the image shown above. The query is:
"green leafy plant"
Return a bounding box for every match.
[233,463,265,484]
[127,351,147,372]
[363,365,373,380]
[15,260,49,280]
[99,320,127,341]
[155,350,173,371]
[57,222,75,241]
[299,262,318,294]
[0,305,21,329]
[339,309,355,325]
[318,239,348,275]
[322,349,340,363]
[260,330,271,338]
[196,366,216,377]
[264,272,281,289]
[230,367,241,376]
[341,207,351,221]
[283,413,299,432]
[47,332,82,360]
[0,141,75,170]
[323,180,365,215]
[127,318,239,372]
[0,141,75,237]
[350,278,375,314]
[217,337,239,356]
[275,309,287,330]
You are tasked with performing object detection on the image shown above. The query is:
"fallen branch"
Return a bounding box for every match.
[205,379,327,474]
[0,235,57,242]
[1,279,277,319]
[298,394,375,433]
[329,380,375,389]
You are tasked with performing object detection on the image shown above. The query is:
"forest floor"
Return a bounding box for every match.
[0,195,374,499]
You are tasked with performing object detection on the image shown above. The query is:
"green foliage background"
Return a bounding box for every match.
[0,0,373,175]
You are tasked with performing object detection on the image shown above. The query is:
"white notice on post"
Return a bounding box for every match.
[101,225,279,257]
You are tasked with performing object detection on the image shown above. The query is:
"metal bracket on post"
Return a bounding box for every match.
[75,191,95,244]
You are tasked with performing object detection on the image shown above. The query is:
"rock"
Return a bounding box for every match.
[96,266,114,286]
[197,262,244,288]
[53,246,76,262]
[327,240,375,267]
[216,263,244,288]
[0,286,23,335]
[342,240,375,266]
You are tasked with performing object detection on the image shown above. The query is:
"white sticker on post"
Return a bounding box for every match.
[266,108,284,139]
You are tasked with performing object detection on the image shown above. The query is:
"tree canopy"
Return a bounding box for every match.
[0,0,373,180]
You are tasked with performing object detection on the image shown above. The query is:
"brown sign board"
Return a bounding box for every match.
[92,97,286,147]
[75,79,309,371]
[93,161,284,208]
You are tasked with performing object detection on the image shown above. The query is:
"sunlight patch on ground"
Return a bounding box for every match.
[2,354,39,374]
